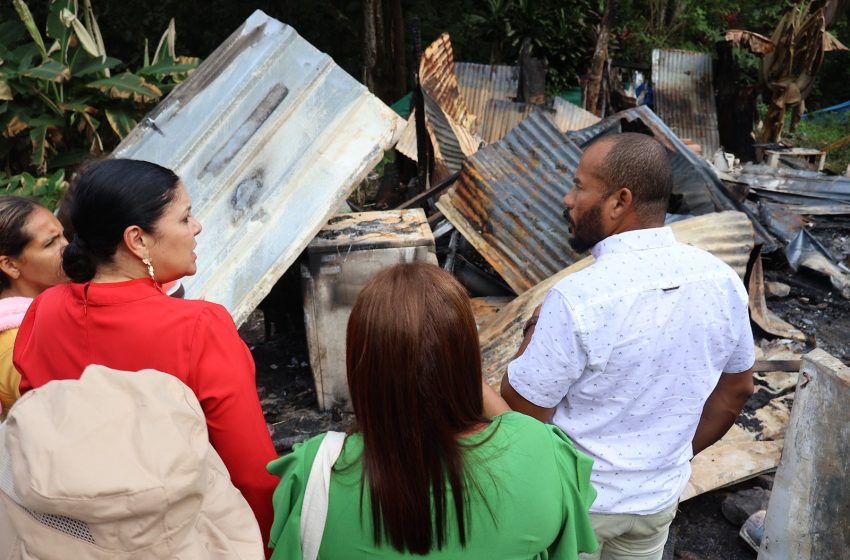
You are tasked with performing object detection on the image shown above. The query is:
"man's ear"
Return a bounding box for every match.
[122,225,149,260]
[608,187,633,219]
[0,256,20,280]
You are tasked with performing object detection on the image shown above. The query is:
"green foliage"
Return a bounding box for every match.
[465,0,597,90]
[0,0,198,208]
[613,0,791,64]
[789,114,850,175]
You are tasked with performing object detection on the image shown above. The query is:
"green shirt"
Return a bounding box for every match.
[267,412,598,559]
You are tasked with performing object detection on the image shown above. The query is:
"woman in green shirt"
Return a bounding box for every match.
[268,262,598,559]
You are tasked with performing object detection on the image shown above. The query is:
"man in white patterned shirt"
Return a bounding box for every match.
[500,133,755,560]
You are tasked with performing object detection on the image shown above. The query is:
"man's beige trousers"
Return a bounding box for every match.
[579,502,678,560]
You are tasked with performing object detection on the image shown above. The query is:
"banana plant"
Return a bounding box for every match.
[0,0,199,208]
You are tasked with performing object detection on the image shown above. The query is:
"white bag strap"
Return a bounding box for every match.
[300,431,346,560]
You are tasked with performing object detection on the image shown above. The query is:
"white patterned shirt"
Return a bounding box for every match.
[507,227,754,514]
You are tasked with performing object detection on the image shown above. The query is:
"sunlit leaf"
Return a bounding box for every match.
[46,0,74,63]
[20,172,35,196]
[61,10,101,58]
[12,0,48,61]
[153,18,177,64]
[0,81,12,101]
[81,0,107,62]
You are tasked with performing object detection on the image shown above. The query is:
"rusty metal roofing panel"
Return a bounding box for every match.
[454,62,518,121]
[113,11,405,327]
[423,94,482,176]
[436,111,584,294]
[419,33,476,131]
[478,211,755,385]
[479,97,600,144]
[652,48,720,158]
[396,34,484,175]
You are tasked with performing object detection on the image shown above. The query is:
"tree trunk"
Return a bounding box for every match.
[363,0,407,104]
[585,0,617,116]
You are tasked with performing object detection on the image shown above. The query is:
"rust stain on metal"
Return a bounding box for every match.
[436,111,584,294]
[652,48,720,158]
[419,33,476,131]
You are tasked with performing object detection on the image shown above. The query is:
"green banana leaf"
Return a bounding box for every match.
[87,71,162,101]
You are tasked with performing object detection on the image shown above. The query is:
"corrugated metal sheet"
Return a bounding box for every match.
[731,163,850,207]
[549,97,602,135]
[479,97,600,144]
[113,11,406,327]
[436,111,585,294]
[568,106,777,249]
[652,49,720,158]
[479,99,537,144]
[395,111,417,161]
[423,94,481,177]
[478,211,756,385]
[419,33,476,131]
[400,33,483,175]
[454,62,518,122]
[437,105,767,296]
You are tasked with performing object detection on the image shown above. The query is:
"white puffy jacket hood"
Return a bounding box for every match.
[0,365,263,559]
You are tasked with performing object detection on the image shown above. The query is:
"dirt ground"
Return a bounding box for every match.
[242,220,849,558]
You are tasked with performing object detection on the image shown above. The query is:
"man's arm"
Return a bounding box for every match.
[498,306,556,423]
[501,377,556,423]
[691,369,754,455]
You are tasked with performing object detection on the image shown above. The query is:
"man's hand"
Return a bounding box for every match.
[692,369,754,455]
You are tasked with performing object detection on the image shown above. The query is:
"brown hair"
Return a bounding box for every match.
[0,196,41,291]
[345,262,487,554]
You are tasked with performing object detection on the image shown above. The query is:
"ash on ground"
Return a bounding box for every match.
[240,309,352,454]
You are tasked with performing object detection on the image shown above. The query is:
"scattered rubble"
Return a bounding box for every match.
[722,487,772,526]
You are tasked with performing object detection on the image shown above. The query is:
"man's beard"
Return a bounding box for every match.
[564,205,606,253]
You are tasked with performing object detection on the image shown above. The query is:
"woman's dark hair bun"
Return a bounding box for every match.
[62,235,98,283]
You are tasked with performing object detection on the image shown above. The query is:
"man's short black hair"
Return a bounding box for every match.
[592,132,673,217]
